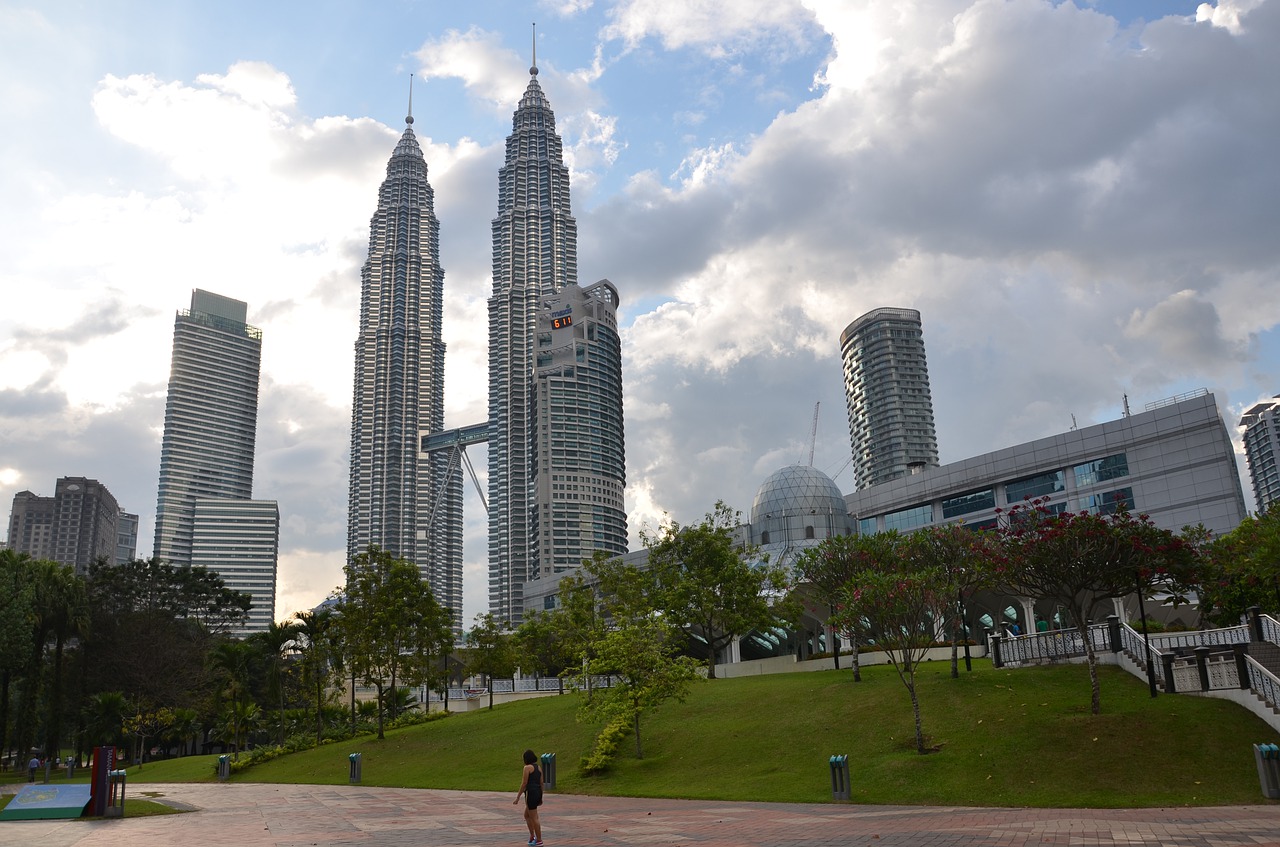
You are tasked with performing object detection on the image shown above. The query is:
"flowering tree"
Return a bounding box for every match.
[907,524,1001,677]
[997,499,1199,714]
[795,532,901,682]
[830,532,955,753]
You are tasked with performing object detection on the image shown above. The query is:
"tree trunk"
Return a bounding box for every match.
[851,634,862,683]
[908,677,925,754]
[633,710,643,759]
[1080,618,1102,715]
[375,682,386,739]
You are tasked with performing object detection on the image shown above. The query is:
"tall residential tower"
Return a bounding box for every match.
[1240,396,1280,513]
[840,307,940,491]
[348,105,462,619]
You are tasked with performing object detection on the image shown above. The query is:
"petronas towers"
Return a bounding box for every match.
[347,107,462,618]
[348,53,627,627]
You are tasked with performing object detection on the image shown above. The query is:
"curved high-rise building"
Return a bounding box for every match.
[530,280,628,578]
[488,57,624,624]
[348,108,462,620]
[840,307,939,491]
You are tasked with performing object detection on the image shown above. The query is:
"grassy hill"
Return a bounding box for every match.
[127,660,1280,807]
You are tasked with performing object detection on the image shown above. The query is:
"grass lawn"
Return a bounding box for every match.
[125,660,1280,807]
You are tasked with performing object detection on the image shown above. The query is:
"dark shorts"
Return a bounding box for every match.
[526,791,542,810]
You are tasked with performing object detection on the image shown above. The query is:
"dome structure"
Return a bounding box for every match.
[748,465,854,551]
[751,465,849,525]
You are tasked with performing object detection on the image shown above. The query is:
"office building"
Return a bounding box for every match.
[191,499,279,634]
[154,290,263,566]
[846,390,1246,539]
[840,307,940,490]
[530,280,628,578]
[488,56,628,625]
[115,509,138,564]
[1240,396,1280,513]
[5,477,128,573]
[347,104,461,618]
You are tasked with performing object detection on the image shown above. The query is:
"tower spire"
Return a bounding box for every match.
[530,22,538,76]
[406,73,414,125]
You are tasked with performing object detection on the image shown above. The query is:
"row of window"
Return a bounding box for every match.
[868,453,1132,532]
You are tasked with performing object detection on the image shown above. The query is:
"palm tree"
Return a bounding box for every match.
[83,690,128,750]
[249,621,299,745]
[207,640,258,714]
[168,707,200,756]
[293,609,341,743]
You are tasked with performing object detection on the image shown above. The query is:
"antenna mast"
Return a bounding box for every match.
[808,401,820,466]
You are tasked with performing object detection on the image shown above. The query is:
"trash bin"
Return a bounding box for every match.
[540,752,556,790]
[1254,743,1280,799]
[106,768,127,818]
[349,752,362,784]
[829,754,849,801]
[217,754,231,782]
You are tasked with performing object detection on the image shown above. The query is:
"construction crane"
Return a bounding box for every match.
[808,401,820,466]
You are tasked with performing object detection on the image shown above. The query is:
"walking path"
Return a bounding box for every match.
[3,782,1280,847]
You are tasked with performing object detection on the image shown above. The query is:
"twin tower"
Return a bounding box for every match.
[347,61,627,631]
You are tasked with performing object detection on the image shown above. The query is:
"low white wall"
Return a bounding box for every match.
[717,645,988,678]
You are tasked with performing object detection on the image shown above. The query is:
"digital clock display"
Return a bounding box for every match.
[552,315,573,329]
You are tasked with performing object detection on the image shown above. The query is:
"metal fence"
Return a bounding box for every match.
[425,675,616,703]
[1148,625,1248,651]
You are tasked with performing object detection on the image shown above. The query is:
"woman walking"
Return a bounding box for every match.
[513,748,544,846]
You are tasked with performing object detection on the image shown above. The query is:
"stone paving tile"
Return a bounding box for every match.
[2,783,1280,846]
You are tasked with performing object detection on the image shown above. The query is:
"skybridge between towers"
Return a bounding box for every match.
[422,422,490,520]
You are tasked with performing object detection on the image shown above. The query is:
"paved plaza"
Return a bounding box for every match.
[3,782,1280,847]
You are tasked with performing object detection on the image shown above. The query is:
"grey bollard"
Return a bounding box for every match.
[44,760,52,784]
[829,754,849,801]
[540,752,556,790]
[349,752,362,784]
[66,760,75,779]
[217,754,231,782]
[1254,743,1280,799]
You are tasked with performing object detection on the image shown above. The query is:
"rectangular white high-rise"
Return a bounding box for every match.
[154,290,262,566]
[191,498,279,635]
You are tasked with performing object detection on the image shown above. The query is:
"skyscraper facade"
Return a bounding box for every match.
[348,108,462,620]
[530,280,628,579]
[1240,395,1280,513]
[489,58,613,625]
[840,307,940,491]
[5,477,128,573]
[154,290,262,566]
[192,498,279,633]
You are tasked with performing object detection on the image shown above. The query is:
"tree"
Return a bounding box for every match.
[907,524,1000,677]
[337,546,452,738]
[83,558,250,711]
[124,705,174,767]
[0,551,37,761]
[1195,509,1280,624]
[832,532,954,754]
[794,535,874,682]
[249,620,299,745]
[82,690,128,751]
[466,613,516,710]
[643,501,792,679]
[997,499,1199,714]
[293,609,341,742]
[575,614,703,767]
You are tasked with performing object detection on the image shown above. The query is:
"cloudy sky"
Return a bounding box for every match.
[2,0,1277,625]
